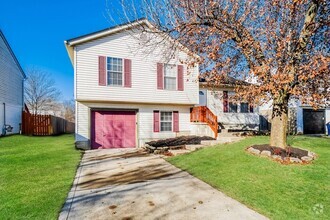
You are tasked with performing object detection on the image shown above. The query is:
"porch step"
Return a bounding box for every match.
[185,144,204,151]
[169,149,192,156]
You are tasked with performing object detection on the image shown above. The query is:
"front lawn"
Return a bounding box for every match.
[0,134,81,220]
[168,136,330,219]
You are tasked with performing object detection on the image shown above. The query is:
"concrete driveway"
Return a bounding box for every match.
[59,149,267,220]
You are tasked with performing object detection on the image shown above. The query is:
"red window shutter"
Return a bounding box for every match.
[177,65,184,91]
[249,104,254,113]
[173,111,179,132]
[223,91,228,113]
[157,63,164,89]
[153,110,160,132]
[98,56,106,86]
[124,59,132,87]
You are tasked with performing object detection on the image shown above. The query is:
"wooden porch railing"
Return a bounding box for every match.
[190,106,218,139]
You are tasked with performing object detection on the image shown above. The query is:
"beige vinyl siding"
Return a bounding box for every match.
[76,101,192,146]
[0,34,24,134]
[75,30,199,105]
[204,88,259,128]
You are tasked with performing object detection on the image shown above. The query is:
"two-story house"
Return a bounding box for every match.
[65,19,199,149]
[0,30,26,136]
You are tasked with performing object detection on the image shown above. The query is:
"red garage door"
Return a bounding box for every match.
[91,110,136,149]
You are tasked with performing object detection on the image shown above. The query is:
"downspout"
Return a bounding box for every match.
[2,103,6,136]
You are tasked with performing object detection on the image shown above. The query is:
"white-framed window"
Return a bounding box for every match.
[107,57,123,86]
[160,111,172,132]
[164,64,177,90]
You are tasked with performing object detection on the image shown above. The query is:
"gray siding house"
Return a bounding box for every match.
[0,30,26,135]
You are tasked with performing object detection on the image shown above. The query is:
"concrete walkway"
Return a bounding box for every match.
[59,149,267,220]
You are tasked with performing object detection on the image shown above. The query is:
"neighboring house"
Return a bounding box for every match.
[259,100,330,135]
[65,19,200,149]
[293,100,329,134]
[199,77,260,131]
[0,30,26,136]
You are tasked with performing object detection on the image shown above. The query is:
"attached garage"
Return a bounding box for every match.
[91,110,136,149]
[303,109,325,134]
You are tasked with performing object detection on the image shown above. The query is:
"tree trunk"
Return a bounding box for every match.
[270,101,289,149]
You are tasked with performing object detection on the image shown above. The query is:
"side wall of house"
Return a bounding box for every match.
[0,34,24,135]
[76,101,192,149]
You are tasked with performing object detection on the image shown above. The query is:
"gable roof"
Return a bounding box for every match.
[0,30,26,79]
[64,18,199,65]
[64,18,154,65]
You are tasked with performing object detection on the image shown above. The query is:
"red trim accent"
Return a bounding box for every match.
[124,59,132,87]
[177,65,184,91]
[157,63,164,89]
[223,91,228,113]
[98,56,106,86]
[173,111,179,132]
[153,110,160,132]
[249,104,254,113]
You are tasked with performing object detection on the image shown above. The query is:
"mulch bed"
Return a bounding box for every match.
[251,144,308,159]
[146,135,215,147]
[247,144,317,164]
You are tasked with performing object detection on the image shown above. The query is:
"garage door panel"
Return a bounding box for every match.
[91,111,103,148]
[303,109,325,134]
[91,110,136,149]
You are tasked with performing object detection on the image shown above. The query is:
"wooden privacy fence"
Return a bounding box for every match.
[22,111,75,136]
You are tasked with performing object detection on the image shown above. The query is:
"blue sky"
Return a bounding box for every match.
[0,0,125,100]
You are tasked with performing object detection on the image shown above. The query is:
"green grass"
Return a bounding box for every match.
[0,134,82,220]
[168,136,330,220]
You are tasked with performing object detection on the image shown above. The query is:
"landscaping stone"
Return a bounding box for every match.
[308,151,316,158]
[289,157,302,163]
[301,156,313,162]
[154,150,162,154]
[247,147,260,155]
[169,149,192,156]
[260,150,271,157]
[271,155,282,161]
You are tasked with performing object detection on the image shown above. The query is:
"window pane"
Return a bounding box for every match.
[160,112,172,131]
[240,103,249,113]
[161,122,172,131]
[164,77,176,90]
[229,102,238,113]
[164,64,177,90]
[164,64,176,77]
[107,57,123,86]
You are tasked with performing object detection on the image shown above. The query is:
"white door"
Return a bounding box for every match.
[199,90,207,106]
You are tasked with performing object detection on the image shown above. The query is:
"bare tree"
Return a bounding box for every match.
[113,0,329,148]
[62,99,75,123]
[24,68,62,114]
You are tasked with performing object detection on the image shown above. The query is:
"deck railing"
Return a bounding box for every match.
[190,106,218,139]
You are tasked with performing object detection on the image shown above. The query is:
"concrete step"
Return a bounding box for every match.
[169,149,192,156]
[185,144,204,151]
